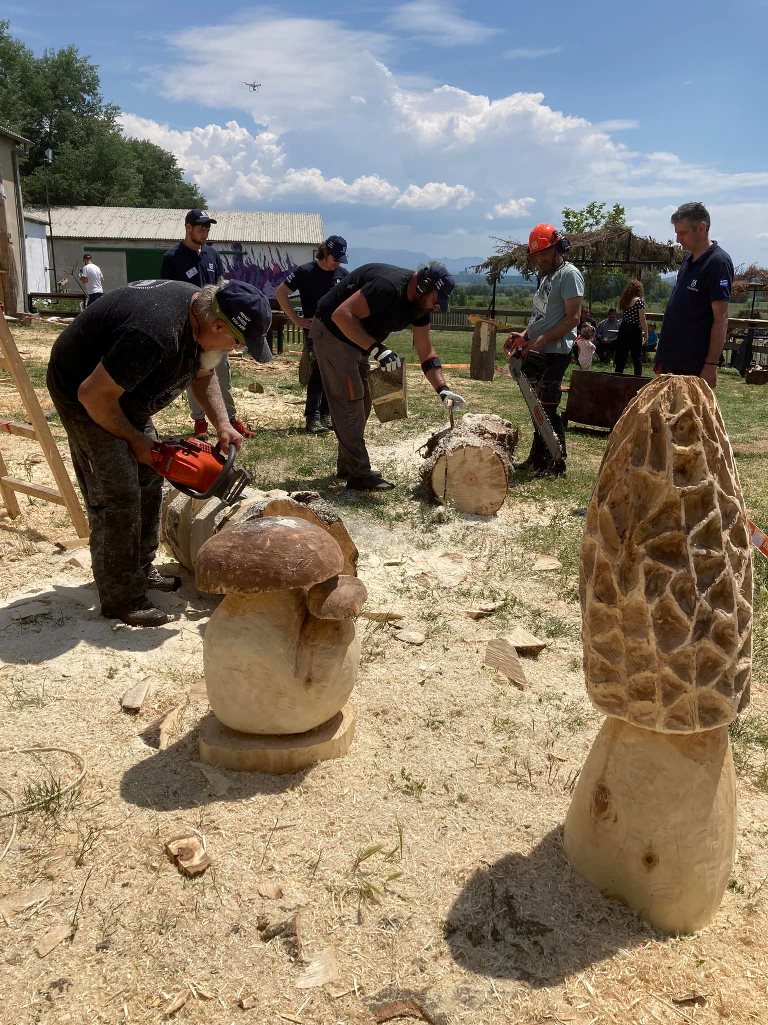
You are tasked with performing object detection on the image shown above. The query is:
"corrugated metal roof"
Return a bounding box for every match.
[0,123,31,145]
[26,206,324,244]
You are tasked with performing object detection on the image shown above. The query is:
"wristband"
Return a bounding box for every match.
[421,356,442,373]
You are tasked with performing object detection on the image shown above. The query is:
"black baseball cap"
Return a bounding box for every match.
[325,235,348,263]
[185,209,217,226]
[416,263,455,312]
[211,280,272,347]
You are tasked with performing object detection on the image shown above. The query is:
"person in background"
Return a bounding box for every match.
[79,254,104,306]
[504,223,583,478]
[574,322,597,371]
[275,236,349,434]
[655,202,733,389]
[645,325,659,361]
[614,279,648,376]
[161,209,254,439]
[595,308,621,363]
[311,262,465,491]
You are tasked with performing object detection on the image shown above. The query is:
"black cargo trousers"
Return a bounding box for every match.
[48,385,161,610]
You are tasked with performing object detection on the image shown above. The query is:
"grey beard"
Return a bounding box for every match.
[199,349,225,371]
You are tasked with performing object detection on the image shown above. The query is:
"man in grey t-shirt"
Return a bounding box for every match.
[504,223,584,476]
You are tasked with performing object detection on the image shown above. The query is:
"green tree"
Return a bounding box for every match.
[0,20,205,208]
[561,201,627,235]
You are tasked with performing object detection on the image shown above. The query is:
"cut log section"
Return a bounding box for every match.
[369,363,408,423]
[420,413,519,515]
[198,705,356,774]
[469,319,496,382]
[162,488,358,575]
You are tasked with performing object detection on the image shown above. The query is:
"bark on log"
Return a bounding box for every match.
[470,320,496,381]
[420,413,519,515]
[162,488,359,576]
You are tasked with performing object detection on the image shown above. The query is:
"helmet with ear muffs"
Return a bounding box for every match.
[528,223,570,255]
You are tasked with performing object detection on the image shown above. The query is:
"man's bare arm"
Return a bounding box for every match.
[700,299,730,387]
[275,282,312,330]
[77,364,154,464]
[412,323,447,392]
[331,291,376,350]
[190,370,243,449]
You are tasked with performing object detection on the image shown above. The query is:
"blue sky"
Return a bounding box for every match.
[5,0,768,266]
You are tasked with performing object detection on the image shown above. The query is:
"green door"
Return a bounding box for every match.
[125,248,165,281]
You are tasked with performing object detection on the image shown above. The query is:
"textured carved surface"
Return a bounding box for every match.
[581,375,752,732]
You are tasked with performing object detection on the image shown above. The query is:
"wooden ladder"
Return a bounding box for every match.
[0,315,90,540]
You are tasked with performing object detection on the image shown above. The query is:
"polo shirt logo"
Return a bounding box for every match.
[688,278,698,291]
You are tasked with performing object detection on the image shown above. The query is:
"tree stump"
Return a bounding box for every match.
[470,320,496,381]
[420,413,519,515]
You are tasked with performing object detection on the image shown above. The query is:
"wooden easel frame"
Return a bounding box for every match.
[0,316,89,539]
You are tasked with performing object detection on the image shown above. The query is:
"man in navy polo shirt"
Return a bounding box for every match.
[161,209,254,438]
[656,202,733,389]
[275,235,349,434]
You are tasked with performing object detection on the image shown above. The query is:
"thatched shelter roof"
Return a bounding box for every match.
[732,265,768,297]
[474,225,684,283]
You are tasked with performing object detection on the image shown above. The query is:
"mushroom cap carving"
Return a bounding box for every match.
[196,516,344,595]
[307,575,368,620]
[580,375,752,733]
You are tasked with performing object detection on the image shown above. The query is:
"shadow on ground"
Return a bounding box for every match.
[444,827,653,986]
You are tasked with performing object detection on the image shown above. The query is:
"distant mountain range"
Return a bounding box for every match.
[345,247,528,284]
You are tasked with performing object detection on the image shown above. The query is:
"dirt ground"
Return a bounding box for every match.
[1,326,767,1025]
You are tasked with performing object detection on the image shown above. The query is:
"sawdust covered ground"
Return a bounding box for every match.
[0,325,767,1025]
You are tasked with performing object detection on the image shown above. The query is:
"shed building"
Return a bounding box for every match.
[28,206,325,300]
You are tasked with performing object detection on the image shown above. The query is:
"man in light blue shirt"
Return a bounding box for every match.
[504,223,584,476]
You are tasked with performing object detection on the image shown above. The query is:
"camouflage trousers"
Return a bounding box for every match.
[56,406,162,609]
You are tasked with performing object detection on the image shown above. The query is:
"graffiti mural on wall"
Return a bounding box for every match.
[219,243,299,302]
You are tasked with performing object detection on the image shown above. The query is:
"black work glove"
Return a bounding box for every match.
[369,342,403,373]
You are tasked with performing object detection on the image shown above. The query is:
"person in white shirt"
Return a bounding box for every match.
[79,254,104,306]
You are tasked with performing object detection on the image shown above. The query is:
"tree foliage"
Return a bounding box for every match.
[0,21,205,208]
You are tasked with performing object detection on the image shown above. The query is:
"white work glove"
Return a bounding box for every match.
[438,388,466,409]
[369,342,403,373]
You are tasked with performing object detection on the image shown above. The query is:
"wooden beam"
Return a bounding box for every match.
[0,418,36,440]
[0,476,66,504]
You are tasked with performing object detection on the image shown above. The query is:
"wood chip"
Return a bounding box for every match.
[484,638,527,689]
[140,705,181,749]
[248,381,265,393]
[295,947,337,989]
[257,879,284,900]
[239,994,259,1010]
[464,602,502,620]
[163,989,190,1017]
[35,924,72,958]
[371,998,437,1023]
[165,833,211,876]
[505,625,547,657]
[257,911,303,958]
[0,883,51,918]
[191,761,232,796]
[64,548,92,570]
[121,679,151,713]
[532,555,562,572]
[277,1013,305,1024]
[396,631,427,646]
[672,992,708,1007]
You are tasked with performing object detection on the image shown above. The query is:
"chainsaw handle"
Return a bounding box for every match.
[212,442,237,475]
[173,443,238,501]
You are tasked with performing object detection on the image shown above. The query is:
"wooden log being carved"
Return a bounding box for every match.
[420,413,519,515]
[564,375,753,933]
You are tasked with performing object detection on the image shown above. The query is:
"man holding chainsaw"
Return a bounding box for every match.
[504,224,583,477]
[311,263,466,491]
[47,279,272,627]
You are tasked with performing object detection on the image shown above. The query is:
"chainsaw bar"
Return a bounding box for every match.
[508,355,564,463]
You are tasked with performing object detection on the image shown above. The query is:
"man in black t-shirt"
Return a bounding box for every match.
[161,209,254,439]
[310,263,466,490]
[656,202,733,389]
[47,279,271,626]
[275,235,349,434]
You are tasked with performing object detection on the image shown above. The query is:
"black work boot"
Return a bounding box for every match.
[346,473,395,491]
[145,566,182,592]
[305,419,330,435]
[101,595,170,627]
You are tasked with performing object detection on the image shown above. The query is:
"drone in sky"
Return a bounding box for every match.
[244,81,262,92]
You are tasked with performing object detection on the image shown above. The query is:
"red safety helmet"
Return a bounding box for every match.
[528,223,564,254]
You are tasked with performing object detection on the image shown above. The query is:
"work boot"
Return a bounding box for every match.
[336,465,379,479]
[145,566,182,592]
[101,595,170,627]
[533,461,567,478]
[305,419,330,435]
[320,415,334,430]
[346,473,395,492]
[193,418,209,440]
[231,418,256,439]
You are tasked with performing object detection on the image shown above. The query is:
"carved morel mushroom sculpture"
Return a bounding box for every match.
[195,516,367,773]
[564,376,753,934]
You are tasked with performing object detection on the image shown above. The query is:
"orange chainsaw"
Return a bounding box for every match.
[150,437,250,503]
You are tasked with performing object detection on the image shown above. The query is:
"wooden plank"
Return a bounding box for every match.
[0,476,66,504]
[0,418,36,440]
[0,317,89,538]
[0,450,21,517]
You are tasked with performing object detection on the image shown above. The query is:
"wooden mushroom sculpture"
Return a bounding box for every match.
[195,516,367,773]
[564,375,753,934]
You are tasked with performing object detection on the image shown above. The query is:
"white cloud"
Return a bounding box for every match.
[386,1,497,46]
[503,47,563,59]
[485,197,536,221]
[394,183,475,210]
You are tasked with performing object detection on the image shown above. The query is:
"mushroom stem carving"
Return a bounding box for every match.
[194,516,367,771]
[564,376,753,934]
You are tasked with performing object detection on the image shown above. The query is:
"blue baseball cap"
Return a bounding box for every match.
[186,209,217,226]
[325,235,348,264]
[211,281,272,348]
[416,263,455,312]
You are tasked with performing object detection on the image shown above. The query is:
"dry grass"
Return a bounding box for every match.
[0,323,767,1024]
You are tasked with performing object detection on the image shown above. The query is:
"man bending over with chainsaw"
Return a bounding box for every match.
[47,279,271,627]
[504,224,583,477]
